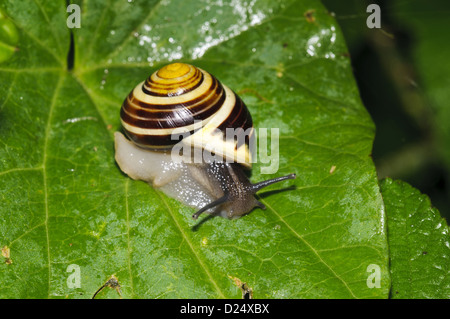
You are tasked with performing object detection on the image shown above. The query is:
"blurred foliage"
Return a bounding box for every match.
[322,0,450,221]
[0,8,19,63]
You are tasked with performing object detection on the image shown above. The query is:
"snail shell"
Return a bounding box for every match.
[120,62,254,167]
[115,63,295,219]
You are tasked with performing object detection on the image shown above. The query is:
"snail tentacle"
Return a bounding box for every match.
[251,173,297,192]
[192,193,229,220]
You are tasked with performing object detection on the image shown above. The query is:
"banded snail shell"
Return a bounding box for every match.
[120,63,254,167]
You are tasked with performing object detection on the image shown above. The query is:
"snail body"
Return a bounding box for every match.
[114,63,295,219]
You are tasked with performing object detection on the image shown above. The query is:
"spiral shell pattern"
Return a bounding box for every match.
[120,63,254,166]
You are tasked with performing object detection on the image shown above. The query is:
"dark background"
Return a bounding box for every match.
[322,0,450,221]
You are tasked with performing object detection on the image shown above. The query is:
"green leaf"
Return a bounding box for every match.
[381,178,450,298]
[0,0,389,298]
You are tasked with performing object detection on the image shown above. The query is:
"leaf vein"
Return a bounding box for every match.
[260,198,358,298]
[156,192,226,298]
[42,73,64,298]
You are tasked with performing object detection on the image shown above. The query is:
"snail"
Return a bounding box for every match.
[114,63,295,219]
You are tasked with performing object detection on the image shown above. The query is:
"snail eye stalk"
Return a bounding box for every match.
[192,194,229,220]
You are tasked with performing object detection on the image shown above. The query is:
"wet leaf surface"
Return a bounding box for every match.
[0,0,389,298]
[381,178,450,298]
